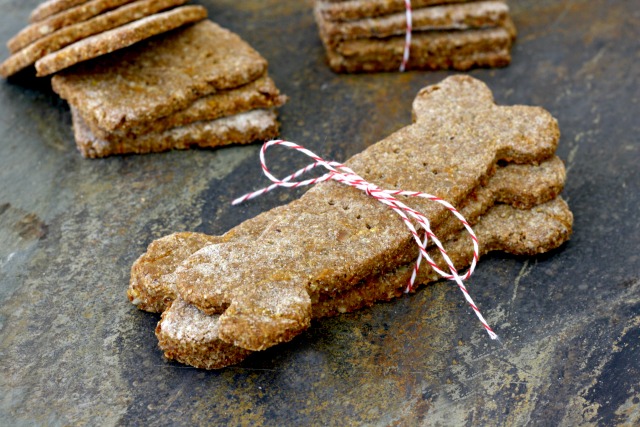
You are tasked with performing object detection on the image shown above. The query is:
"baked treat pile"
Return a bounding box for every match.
[313,0,517,73]
[128,76,573,369]
[0,1,207,77]
[52,20,286,157]
[1,1,286,157]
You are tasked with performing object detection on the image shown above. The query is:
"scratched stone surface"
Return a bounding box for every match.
[0,0,638,425]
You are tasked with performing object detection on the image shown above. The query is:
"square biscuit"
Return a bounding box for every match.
[30,0,92,23]
[71,107,280,158]
[52,20,269,132]
[316,1,510,47]
[35,5,208,76]
[323,19,516,72]
[8,0,138,53]
[82,75,286,141]
[316,0,492,22]
[1,0,189,78]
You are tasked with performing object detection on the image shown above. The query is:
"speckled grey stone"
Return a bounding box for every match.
[0,0,639,425]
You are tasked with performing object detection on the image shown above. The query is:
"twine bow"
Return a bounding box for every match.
[233,140,497,340]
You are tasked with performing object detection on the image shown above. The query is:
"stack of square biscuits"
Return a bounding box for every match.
[313,0,517,72]
[1,1,286,157]
[1,1,208,77]
[51,20,286,157]
[127,76,573,369]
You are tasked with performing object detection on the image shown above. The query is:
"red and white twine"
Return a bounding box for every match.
[400,0,413,72]
[233,140,498,340]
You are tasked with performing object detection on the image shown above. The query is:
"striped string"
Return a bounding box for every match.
[400,0,413,72]
[233,140,497,340]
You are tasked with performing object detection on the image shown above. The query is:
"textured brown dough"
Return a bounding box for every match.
[30,0,92,23]
[35,5,208,76]
[155,197,572,369]
[129,155,565,314]
[71,108,280,158]
[174,76,560,352]
[82,75,286,140]
[316,0,494,22]
[51,20,269,131]
[316,1,510,45]
[1,0,188,78]
[8,0,137,53]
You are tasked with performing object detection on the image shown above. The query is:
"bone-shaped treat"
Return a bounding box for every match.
[129,155,565,314]
[155,197,572,369]
[173,76,559,351]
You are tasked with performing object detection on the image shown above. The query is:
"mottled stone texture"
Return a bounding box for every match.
[0,0,638,425]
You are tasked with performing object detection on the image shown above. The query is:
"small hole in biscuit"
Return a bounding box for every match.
[432,169,439,175]
[366,223,372,230]
[343,205,350,211]
[356,215,362,220]
[328,200,335,206]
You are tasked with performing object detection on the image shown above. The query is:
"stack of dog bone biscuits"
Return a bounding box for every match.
[127,76,573,369]
[48,19,286,157]
[0,0,209,77]
[313,0,516,72]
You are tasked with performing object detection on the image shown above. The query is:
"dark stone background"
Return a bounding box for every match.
[0,0,638,425]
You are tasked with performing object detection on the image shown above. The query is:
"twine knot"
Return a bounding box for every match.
[233,140,497,340]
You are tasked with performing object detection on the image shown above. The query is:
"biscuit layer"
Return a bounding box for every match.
[36,5,207,76]
[72,108,280,158]
[1,0,188,78]
[51,20,268,131]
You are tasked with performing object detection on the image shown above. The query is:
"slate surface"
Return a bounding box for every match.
[0,0,638,425]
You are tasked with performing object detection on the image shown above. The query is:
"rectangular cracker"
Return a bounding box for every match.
[81,75,286,141]
[8,0,138,53]
[316,0,492,22]
[35,5,208,76]
[30,0,92,23]
[1,0,189,78]
[316,1,510,46]
[52,20,269,132]
[322,19,515,72]
[71,107,280,158]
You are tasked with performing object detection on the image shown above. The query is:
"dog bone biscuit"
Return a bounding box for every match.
[313,197,573,318]
[156,197,573,369]
[129,155,565,314]
[174,76,559,351]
